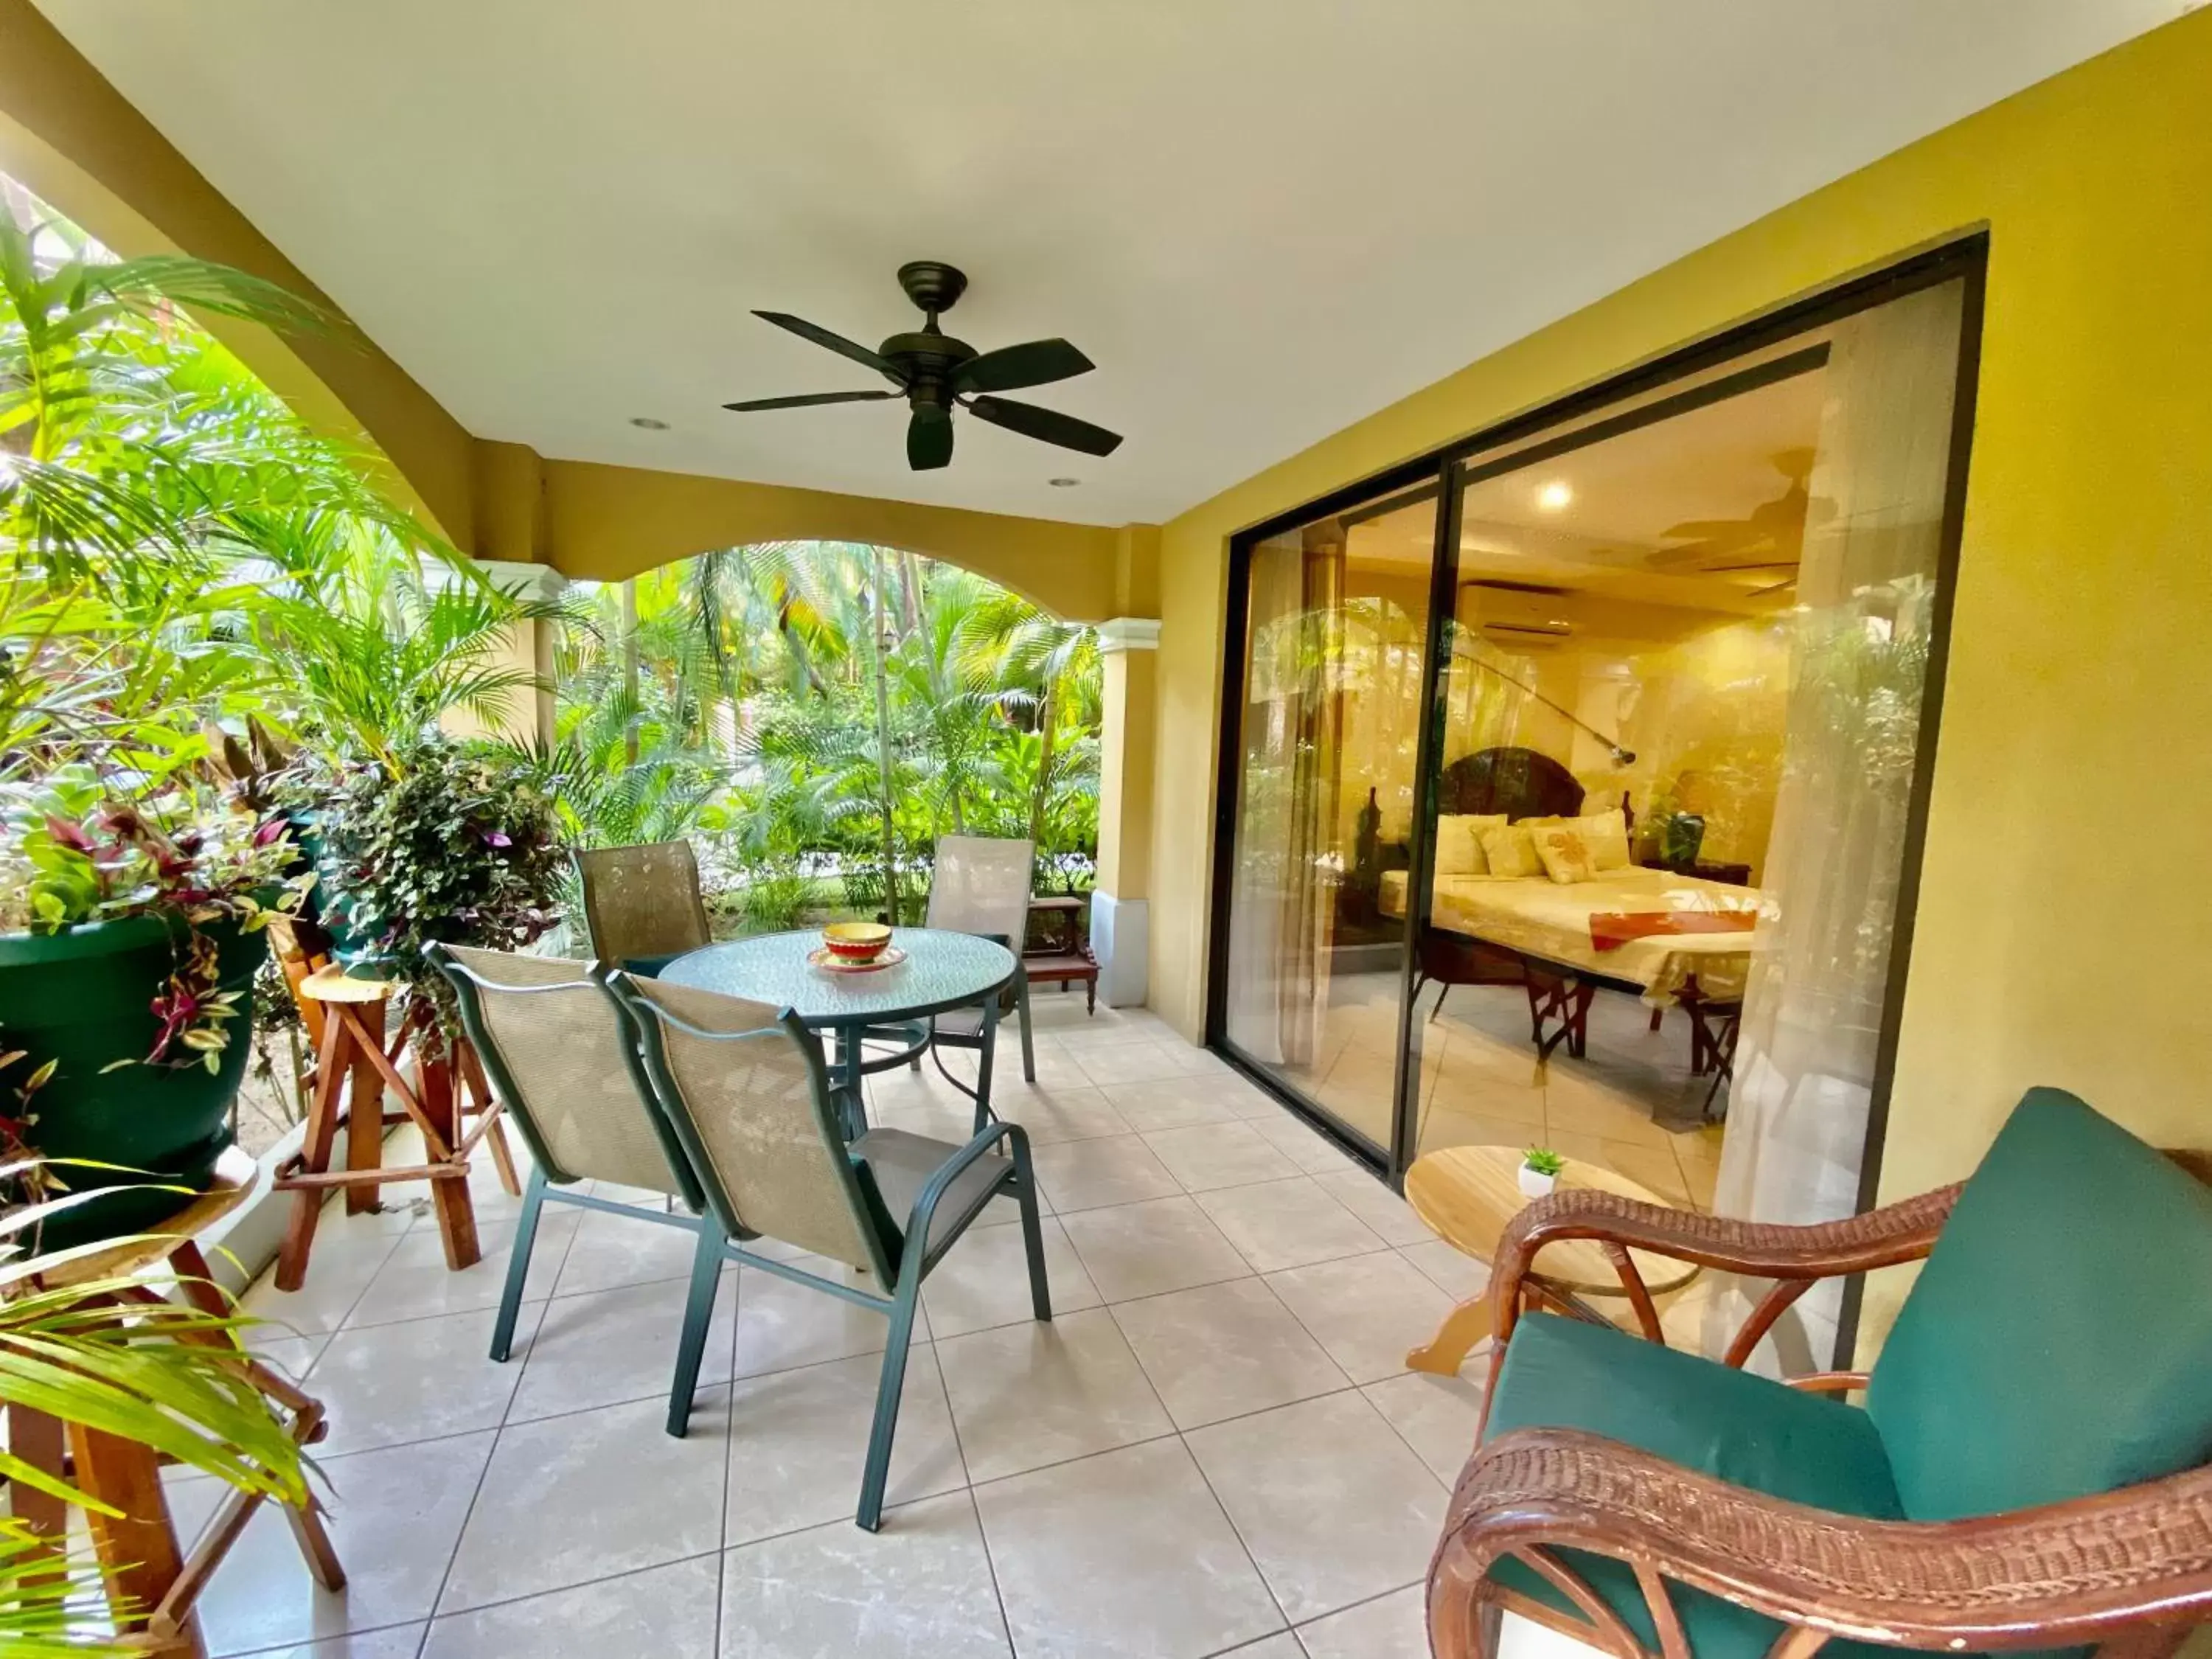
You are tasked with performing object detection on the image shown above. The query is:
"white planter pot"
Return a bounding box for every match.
[1517,1165,1557,1200]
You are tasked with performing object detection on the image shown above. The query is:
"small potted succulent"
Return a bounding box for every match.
[1518,1146,1565,1200]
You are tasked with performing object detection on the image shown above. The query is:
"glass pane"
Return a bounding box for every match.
[1402,277,1969,1371]
[1221,487,1439,1152]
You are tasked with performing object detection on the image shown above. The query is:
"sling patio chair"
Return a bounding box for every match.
[430,943,712,1410]
[606,969,1051,1531]
[1428,1088,2212,1659]
[898,834,1039,1126]
[573,838,712,977]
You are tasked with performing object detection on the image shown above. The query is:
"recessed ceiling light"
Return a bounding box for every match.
[1048,477,1080,487]
[630,417,669,431]
[1536,480,1573,512]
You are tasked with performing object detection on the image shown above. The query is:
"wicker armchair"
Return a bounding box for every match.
[1430,1090,2212,1659]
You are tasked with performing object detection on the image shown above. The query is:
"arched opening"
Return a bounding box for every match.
[553,541,1103,929]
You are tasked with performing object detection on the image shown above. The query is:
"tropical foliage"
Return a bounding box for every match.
[554,543,1102,926]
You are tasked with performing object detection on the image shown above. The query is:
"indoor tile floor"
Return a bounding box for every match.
[203,996,1481,1659]
[1269,970,1725,1209]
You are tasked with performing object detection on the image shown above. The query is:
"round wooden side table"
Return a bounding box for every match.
[1402,1144,1700,1375]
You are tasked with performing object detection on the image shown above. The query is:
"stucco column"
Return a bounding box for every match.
[438,557,565,747]
[1091,616,1161,1007]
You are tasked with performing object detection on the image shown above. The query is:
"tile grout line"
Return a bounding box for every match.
[927,1334,1018,1657]
[712,1262,739,1659]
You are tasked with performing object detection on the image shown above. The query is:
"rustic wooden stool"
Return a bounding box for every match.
[8,1149,344,1657]
[271,964,517,1290]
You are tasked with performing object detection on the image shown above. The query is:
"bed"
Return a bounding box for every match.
[1384,747,1766,1078]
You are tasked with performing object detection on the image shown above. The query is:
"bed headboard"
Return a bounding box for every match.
[1436,746,1585,821]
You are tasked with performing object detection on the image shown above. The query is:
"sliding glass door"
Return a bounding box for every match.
[1216,486,1440,1155]
[1211,241,1981,1346]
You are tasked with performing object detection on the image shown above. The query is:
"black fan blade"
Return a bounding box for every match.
[953,338,1094,394]
[968,395,1123,457]
[907,403,954,470]
[753,311,904,383]
[723,390,897,412]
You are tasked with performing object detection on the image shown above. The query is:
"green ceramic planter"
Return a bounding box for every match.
[0,913,268,1248]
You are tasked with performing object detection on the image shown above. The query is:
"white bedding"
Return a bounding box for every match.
[1377,865,1765,1002]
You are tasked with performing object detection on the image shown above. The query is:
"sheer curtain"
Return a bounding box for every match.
[1706,279,1966,1370]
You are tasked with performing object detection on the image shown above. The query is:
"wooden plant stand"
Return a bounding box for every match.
[9,1149,344,1657]
[271,964,518,1290]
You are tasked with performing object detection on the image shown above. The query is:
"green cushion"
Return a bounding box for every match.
[1482,1312,1903,1659]
[1866,1088,2212,1521]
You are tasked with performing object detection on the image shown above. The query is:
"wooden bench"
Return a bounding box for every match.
[1024,894,1099,1014]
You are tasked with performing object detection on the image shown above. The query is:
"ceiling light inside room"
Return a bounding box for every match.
[630,417,669,430]
[1536,480,1573,512]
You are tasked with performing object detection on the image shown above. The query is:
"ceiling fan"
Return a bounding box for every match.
[1652,447,1830,571]
[723,261,1123,472]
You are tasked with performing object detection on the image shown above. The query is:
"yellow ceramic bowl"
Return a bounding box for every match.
[822,921,892,962]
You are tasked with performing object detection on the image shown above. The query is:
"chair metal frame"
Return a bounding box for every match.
[894,835,1040,1111]
[607,971,1053,1531]
[432,945,712,1399]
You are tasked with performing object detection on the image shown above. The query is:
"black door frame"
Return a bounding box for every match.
[1205,235,1989,1302]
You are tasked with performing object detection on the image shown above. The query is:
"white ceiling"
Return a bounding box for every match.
[36,0,2184,527]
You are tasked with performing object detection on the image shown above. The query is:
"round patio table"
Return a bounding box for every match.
[660,927,1016,1130]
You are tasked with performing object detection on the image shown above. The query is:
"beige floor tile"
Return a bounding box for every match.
[1220,1083,1299,1121]
[1414,1104,1549,1162]
[1059,1194,1253,1302]
[922,1212,1101,1338]
[341,1211,580,1331]
[549,1203,709,1296]
[1311,1169,1434,1248]
[725,1343,966,1543]
[509,1273,737,1423]
[869,1092,981,1145]
[1143,1121,1302,1192]
[990,1080,1131,1143]
[1295,1584,1431,1659]
[1186,1391,1445,1623]
[1398,1239,1486,1298]
[1099,1076,1248,1132]
[1240,1113,1361,1175]
[164,1432,493,1655]
[974,1437,1284,1659]
[720,1491,1011,1658]
[422,1554,720,1659]
[1265,1253,1454,1384]
[305,1303,540,1455]
[1051,1015,1169,1049]
[240,1226,408,1338]
[1110,1277,1352,1429]
[237,1628,428,1658]
[1427,1068,1548,1129]
[1545,1068,1677,1147]
[1070,1040,1208,1087]
[1029,1133,1182,1212]
[1361,1371,1489,1481]
[439,1391,728,1613]
[731,1254,925,1377]
[1003,1037,1096,1087]
[935,1306,1173,1481]
[1196,1177,1388,1273]
[1225,1637,1306,1659]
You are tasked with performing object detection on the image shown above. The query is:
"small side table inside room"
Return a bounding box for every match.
[1402,1144,1700,1375]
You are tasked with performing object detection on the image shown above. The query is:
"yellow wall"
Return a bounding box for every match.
[1151,11,2212,1304]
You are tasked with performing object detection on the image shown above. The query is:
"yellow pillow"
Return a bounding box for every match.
[1433,813,1507,877]
[1478,823,1543,879]
[1529,825,1598,885]
[1563,809,1631,871]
